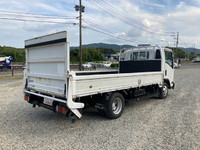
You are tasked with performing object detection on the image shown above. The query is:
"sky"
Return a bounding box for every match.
[0,0,200,48]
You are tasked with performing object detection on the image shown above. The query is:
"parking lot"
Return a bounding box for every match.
[0,63,199,150]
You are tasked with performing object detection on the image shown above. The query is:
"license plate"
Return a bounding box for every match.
[43,98,53,106]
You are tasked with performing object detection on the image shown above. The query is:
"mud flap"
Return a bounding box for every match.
[66,73,84,119]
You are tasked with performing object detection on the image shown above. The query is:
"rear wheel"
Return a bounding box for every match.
[159,82,169,99]
[105,92,125,119]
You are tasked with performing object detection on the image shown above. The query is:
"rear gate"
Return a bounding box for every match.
[24,31,84,119]
[24,31,69,98]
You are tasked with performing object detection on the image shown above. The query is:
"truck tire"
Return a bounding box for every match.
[159,82,168,99]
[105,92,125,119]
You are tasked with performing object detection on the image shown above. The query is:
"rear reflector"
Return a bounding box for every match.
[56,106,68,114]
[24,95,29,101]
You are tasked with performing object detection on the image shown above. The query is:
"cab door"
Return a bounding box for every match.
[164,49,174,88]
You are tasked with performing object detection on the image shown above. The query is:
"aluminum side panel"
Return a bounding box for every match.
[72,72,163,98]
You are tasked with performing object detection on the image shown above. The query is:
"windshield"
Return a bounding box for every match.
[165,51,173,68]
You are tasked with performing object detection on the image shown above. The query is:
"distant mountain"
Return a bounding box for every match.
[71,43,135,50]
[181,47,200,54]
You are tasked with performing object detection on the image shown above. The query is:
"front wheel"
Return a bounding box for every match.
[105,92,125,119]
[159,82,169,99]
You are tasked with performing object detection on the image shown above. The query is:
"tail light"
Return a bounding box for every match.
[24,95,29,101]
[56,105,68,114]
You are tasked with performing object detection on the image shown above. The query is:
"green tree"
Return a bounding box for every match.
[70,49,79,63]
[0,46,25,62]
[168,47,188,58]
[70,47,105,63]
[97,48,116,54]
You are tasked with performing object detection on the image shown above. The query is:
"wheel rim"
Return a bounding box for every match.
[162,85,168,97]
[112,97,122,115]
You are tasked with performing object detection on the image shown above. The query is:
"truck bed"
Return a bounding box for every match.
[26,68,162,98]
[70,71,163,98]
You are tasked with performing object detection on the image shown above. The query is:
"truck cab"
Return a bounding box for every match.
[120,45,175,89]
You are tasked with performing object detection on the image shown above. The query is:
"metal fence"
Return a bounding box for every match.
[0,63,24,76]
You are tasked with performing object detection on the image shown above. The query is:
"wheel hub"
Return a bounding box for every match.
[163,86,168,97]
[112,97,122,115]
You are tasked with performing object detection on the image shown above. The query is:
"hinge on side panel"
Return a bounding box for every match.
[25,79,28,89]
[64,84,66,95]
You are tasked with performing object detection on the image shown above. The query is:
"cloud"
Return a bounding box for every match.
[114,32,126,37]
[176,1,186,8]
[144,2,166,8]
[0,0,200,48]
[127,28,144,37]
[192,0,200,6]
[165,6,200,35]
[161,4,200,47]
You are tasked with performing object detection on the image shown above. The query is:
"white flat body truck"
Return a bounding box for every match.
[23,31,175,120]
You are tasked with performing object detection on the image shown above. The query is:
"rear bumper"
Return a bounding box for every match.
[24,90,68,115]
[24,90,66,103]
[24,90,84,118]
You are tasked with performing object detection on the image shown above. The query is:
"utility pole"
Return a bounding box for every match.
[176,32,179,48]
[79,0,83,71]
[75,0,85,71]
[170,32,179,48]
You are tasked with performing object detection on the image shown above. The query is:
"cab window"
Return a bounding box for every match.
[139,51,146,60]
[132,52,139,60]
[130,51,149,60]
[147,51,149,59]
[130,53,133,60]
[165,51,173,68]
[155,49,161,59]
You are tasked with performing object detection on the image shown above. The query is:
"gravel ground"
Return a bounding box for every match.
[0,63,199,150]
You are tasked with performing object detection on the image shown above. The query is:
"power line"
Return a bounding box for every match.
[89,0,167,35]
[0,10,76,19]
[96,0,144,27]
[0,17,77,24]
[179,39,196,48]
[83,25,139,44]
[0,10,77,24]
[86,0,170,36]
[87,0,138,28]
[0,13,76,20]
[89,0,163,35]
[83,20,138,43]
[83,20,116,35]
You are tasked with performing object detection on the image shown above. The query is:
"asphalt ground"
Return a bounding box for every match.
[0,63,199,150]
